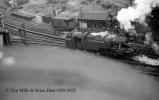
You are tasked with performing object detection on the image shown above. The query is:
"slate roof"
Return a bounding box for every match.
[11,12,35,19]
[52,15,74,20]
[77,12,110,21]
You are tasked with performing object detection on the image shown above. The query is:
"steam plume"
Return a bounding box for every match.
[117,0,159,31]
[151,42,159,54]
[144,32,159,54]
[134,55,159,66]
[117,0,159,54]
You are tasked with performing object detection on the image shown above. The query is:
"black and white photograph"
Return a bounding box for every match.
[0,0,159,100]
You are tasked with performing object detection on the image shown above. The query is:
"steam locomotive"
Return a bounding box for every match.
[66,31,159,58]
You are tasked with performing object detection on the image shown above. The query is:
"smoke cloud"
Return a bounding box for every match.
[117,0,159,31]
[90,31,116,38]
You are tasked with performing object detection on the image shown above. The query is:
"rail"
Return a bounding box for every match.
[0,13,66,47]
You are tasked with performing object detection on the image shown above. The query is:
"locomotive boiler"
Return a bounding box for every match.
[66,31,159,58]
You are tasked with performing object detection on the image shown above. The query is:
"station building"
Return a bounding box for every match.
[76,12,118,32]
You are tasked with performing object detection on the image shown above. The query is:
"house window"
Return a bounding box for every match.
[87,22,91,28]
[80,20,84,23]
[103,22,105,26]
[94,22,97,28]
[87,23,90,28]
[78,38,82,42]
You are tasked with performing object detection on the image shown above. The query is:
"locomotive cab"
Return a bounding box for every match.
[66,32,88,49]
[72,32,88,49]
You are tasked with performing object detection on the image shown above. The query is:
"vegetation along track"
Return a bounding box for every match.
[0,13,66,47]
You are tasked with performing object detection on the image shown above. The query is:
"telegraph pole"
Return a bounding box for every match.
[19,22,28,46]
[130,0,133,6]
[52,0,56,16]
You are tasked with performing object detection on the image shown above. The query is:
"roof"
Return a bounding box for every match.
[52,15,74,20]
[43,14,54,18]
[77,12,110,20]
[11,12,36,19]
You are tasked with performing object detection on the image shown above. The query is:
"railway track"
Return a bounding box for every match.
[98,53,159,76]
[3,15,54,34]
[118,58,159,77]
[121,58,159,75]
[1,12,159,78]
[0,13,66,47]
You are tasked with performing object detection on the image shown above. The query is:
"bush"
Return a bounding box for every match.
[96,0,102,4]
[101,3,113,9]
[61,1,67,4]
[3,0,10,7]
[61,5,67,11]
[81,1,89,5]
[87,0,95,3]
